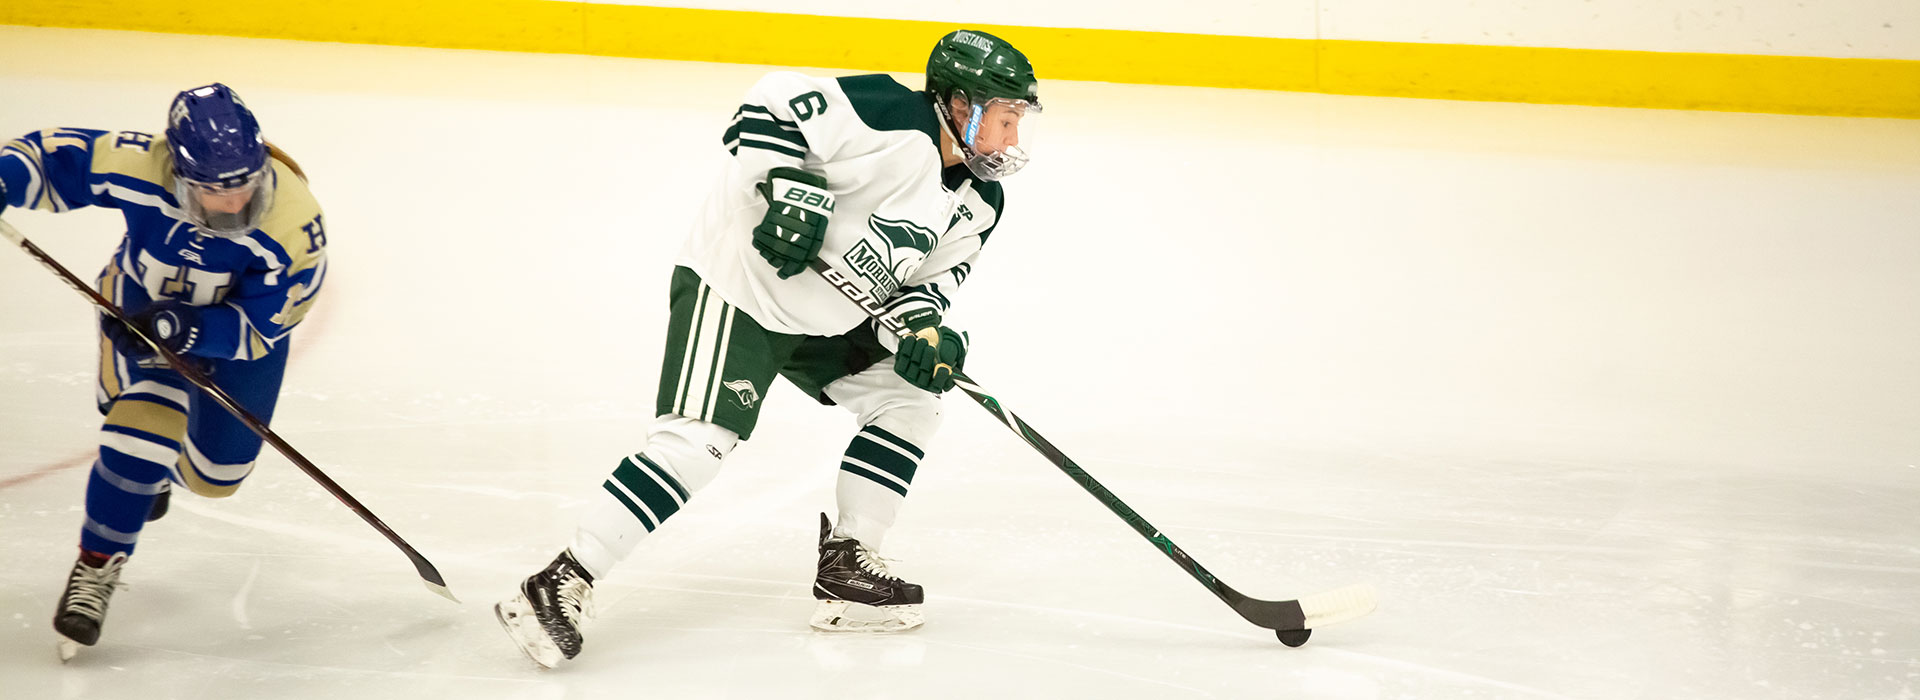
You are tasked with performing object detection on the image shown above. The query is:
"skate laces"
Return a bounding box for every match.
[554,572,595,627]
[852,545,904,582]
[64,553,129,617]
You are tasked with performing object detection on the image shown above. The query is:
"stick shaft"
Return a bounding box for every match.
[2,220,454,601]
[808,260,1242,607]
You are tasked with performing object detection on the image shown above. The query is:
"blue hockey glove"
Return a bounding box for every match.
[104,300,204,360]
[894,321,967,394]
[752,167,832,279]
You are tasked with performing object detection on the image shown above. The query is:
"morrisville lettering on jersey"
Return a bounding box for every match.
[844,241,900,300]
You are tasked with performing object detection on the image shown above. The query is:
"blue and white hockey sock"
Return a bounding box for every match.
[84,394,185,555]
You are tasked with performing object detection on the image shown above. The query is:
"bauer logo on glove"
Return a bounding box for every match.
[780,184,834,211]
[752,167,833,279]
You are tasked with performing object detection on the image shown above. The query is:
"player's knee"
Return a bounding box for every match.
[643,414,739,493]
[178,465,250,498]
[862,394,943,448]
[175,442,256,499]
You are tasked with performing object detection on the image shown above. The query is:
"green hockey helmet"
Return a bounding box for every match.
[926,30,1042,180]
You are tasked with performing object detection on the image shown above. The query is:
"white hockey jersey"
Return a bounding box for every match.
[676,72,1004,340]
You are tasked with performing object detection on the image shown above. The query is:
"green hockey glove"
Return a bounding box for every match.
[894,324,968,394]
[752,167,833,279]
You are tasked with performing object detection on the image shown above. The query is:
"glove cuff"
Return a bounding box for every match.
[898,308,941,333]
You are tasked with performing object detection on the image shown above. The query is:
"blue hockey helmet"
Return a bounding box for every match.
[166,83,274,238]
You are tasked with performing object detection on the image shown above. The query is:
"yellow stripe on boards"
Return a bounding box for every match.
[1318,40,1920,118]
[0,0,586,53]
[2,1,1914,118]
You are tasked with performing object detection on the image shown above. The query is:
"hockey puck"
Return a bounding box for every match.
[1276,629,1312,647]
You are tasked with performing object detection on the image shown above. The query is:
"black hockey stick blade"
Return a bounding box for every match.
[420,568,458,602]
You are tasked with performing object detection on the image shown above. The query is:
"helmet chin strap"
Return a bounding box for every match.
[941,99,997,156]
[934,99,972,164]
[961,104,985,150]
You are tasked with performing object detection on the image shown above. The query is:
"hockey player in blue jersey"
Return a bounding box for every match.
[0,83,328,659]
[495,30,1040,667]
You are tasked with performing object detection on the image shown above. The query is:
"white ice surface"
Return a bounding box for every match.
[1,26,1917,700]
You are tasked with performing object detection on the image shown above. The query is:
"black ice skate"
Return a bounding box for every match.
[147,482,170,522]
[811,513,925,633]
[54,550,129,662]
[494,549,595,668]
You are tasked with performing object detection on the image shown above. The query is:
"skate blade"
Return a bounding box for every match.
[494,596,563,669]
[809,600,924,634]
[56,638,80,663]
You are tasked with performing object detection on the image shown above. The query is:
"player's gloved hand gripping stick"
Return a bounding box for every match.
[807,257,1377,646]
[103,299,204,361]
[1,219,456,603]
[893,316,967,394]
[753,167,833,279]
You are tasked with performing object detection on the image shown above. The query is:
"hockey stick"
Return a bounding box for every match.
[810,260,1374,645]
[1,219,457,603]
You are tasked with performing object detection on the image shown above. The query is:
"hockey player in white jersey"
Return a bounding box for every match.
[496,30,1041,667]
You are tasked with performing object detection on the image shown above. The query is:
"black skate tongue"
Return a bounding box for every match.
[818,512,832,546]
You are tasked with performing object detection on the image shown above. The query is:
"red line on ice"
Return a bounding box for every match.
[0,452,91,491]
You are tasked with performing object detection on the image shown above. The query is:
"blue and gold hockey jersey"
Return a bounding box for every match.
[0,128,326,361]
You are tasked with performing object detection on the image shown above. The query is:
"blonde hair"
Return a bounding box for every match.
[266,141,307,182]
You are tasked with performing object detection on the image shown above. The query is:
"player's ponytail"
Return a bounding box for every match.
[265,142,307,182]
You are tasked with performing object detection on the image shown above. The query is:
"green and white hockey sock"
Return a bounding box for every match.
[569,416,736,578]
[832,424,925,549]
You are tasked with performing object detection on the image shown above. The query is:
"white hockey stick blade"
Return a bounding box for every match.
[1298,583,1379,629]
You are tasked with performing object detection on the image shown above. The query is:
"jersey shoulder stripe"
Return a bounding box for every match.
[725,104,809,158]
[87,132,182,218]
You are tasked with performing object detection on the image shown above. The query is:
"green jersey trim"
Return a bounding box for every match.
[835,74,939,151]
